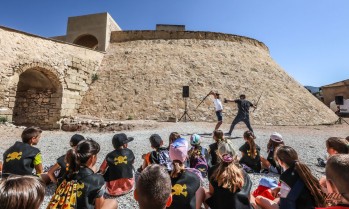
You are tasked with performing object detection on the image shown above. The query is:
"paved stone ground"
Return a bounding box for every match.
[0,121,348,209]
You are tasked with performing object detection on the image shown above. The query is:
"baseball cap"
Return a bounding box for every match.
[149,134,163,148]
[190,134,201,146]
[217,140,236,159]
[70,134,85,147]
[169,137,188,162]
[259,177,278,189]
[112,133,134,148]
[270,132,283,143]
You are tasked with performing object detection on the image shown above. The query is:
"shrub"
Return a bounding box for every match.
[0,116,8,123]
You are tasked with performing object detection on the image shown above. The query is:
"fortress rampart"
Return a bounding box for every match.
[0,13,339,129]
[110,30,269,52]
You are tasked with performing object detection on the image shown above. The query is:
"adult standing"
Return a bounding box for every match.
[224,94,256,136]
[210,91,223,130]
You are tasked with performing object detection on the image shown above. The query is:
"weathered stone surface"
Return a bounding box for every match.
[79,38,337,125]
[0,26,338,127]
[0,26,104,129]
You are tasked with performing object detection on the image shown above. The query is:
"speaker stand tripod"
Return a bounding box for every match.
[179,97,192,122]
[335,116,349,125]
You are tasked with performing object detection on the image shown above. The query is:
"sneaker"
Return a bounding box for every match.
[224,132,231,137]
[317,158,326,167]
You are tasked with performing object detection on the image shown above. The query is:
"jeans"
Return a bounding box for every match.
[228,114,253,134]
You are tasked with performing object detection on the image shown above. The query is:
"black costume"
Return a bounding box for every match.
[169,171,200,209]
[2,141,41,176]
[205,164,253,209]
[227,99,254,135]
[239,143,261,173]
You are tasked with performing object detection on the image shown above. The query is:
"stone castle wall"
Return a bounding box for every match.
[0,26,104,128]
[79,35,338,125]
[0,27,338,128]
[110,30,269,52]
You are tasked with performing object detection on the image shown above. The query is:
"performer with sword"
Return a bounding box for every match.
[195,90,223,131]
[210,91,223,130]
[224,94,259,137]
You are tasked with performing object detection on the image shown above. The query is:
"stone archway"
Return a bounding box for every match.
[73,34,99,50]
[12,67,63,129]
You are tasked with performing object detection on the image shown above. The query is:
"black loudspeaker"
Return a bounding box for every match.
[335,96,344,105]
[182,86,189,98]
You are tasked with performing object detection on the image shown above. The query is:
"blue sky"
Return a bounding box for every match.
[1,0,348,87]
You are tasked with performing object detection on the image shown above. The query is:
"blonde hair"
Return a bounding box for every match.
[211,160,243,193]
[170,160,185,178]
[211,141,244,193]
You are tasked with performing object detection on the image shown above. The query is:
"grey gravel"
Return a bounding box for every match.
[1,122,348,209]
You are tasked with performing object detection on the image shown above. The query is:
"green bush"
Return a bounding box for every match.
[91,74,99,83]
[0,116,8,123]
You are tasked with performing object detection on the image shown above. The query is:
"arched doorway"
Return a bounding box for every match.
[12,67,62,129]
[73,34,99,50]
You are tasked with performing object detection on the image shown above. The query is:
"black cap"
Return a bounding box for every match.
[149,134,163,148]
[112,133,134,148]
[70,134,85,147]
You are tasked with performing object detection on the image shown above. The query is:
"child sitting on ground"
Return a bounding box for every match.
[2,127,49,183]
[251,177,280,209]
[169,136,205,209]
[316,154,349,209]
[205,140,253,209]
[261,132,284,174]
[208,130,225,167]
[140,134,171,171]
[319,137,348,193]
[318,137,349,167]
[0,175,46,209]
[99,133,135,197]
[188,134,209,178]
[50,139,117,209]
[254,146,326,209]
[239,130,262,173]
[134,164,173,209]
[47,134,85,184]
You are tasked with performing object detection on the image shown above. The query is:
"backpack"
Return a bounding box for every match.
[189,147,208,178]
[150,147,172,170]
[46,179,78,209]
[47,173,92,209]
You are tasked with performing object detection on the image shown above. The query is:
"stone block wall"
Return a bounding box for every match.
[79,36,338,125]
[13,89,61,129]
[0,26,104,129]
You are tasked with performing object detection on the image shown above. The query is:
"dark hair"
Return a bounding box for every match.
[21,127,42,143]
[326,154,349,202]
[240,94,246,99]
[276,146,325,207]
[267,139,285,152]
[169,132,180,143]
[70,134,85,147]
[168,132,180,149]
[0,175,45,209]
[137,164,171,209]
[170,160,185,178]
[346,136,349,143]
[213,130,224,142]
[66,139,100,176]
[243,131,257,158]
[326,137,349,154]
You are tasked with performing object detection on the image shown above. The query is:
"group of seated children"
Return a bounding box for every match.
[0,126,349,209]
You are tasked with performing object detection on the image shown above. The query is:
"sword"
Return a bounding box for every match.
[195,91,212,110]
[253,92,263,112]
